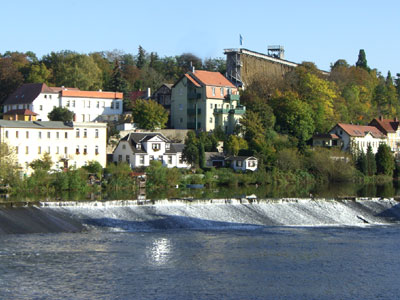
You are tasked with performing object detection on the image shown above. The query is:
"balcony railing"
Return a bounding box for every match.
[225,94,240,101]
[188,92,201,100]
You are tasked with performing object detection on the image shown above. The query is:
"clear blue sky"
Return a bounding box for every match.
[2,0,399,76]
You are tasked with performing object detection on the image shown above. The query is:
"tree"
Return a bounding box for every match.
[108,60,128,94]
[0,57,24,104]
[26,63,51,84]
[224,135,248,156]
[136,46,147,69]
[356,150,367,175]
[375,144,395,176]
[366,145,376,176]
[183,131,200,167]
[356,49,369,71]
[131,99,168,130]
[48,107,74,122]
[0,142,20,186]
[29,152,53,172]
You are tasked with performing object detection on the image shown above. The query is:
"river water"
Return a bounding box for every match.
[1,225,400,299]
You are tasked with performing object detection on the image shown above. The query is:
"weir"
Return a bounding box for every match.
[1,198,400,234]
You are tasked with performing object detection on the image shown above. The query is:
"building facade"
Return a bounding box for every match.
[170,70,245,134]
[329,123,387,154]
[113,132,190,169]
[3,83,123,122]
[369,117,400,154]
[0,120,107,174]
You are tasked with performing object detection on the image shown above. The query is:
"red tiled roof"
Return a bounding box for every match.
[336,123,386,138]
[4,109,38,116]
[369,118,399,134]
[188,70,235,88]
[62,90,123,99]
[129,91,147,100]
[185,74,201,87]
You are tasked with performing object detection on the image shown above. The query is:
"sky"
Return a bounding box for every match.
[1,0,399,76]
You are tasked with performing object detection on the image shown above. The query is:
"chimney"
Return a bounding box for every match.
[190,61,195,73]
[379,115,383,121]
[147,87,151,98]
[395,117,398,122]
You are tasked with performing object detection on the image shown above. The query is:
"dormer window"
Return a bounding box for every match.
[136,143,141,150]
[166,143,170,150]
[152,143,161,151]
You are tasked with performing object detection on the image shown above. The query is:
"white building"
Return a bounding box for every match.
[226,156,258,172]
[113,132,190,169]
[0,120,107,174]
[329,123,387,154]
[3,83,123,122]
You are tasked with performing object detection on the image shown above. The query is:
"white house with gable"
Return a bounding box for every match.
[113,132,190,169]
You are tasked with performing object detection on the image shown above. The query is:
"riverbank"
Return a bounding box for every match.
[1,198,400,234]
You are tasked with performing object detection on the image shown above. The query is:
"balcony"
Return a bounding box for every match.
[188,92,201,100]
[225,94,240,102]
[187,108,201,115]
[229,106,246,115]
[214,108,230,114]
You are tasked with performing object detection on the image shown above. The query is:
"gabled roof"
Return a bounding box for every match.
[369,118,399,134]
[185,74,201,87]
[334,123,386,138]
[4,109,38,116]
[188,70,236,88]
[3,83,53,105]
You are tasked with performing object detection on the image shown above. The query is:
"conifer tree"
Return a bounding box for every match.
[366,145,376,176]
[376,144,395,176]
[355,49,369,71]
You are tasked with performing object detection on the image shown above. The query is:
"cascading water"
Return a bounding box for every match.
[1,198,400,234]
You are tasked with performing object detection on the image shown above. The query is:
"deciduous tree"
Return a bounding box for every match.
[131,100,168,130]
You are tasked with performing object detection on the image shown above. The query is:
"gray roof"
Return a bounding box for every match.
[120,132,184,154]
[205,152,225,161]
[225,156,257,161]
[0,120,73,129]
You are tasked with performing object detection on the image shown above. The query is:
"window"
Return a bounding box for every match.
[150,155,154,161]
[87,101,90,108]
[210,103,213,109]
[73,100,76,107]
[95,129,99,138]
[140,155,145,165]
[44,95,47,99]
[237,160,243,167]
[118,155,122,162]
[95,146,99,155]
[136,143,141,150]
[83,146,87,155]
[116,102,120,110]
[15,146,18,154]
[102,101,105,108]
[64,147,68,154]
[56,146,59,154]
[76,146,80,154]
[47,146,51,154]
[56,132,59,139]
[76,129,80,138]
[49,95,52,99]
[83,129,87,138]
[47,132,51,139]
[168,155,172,164]
[96,101,99,108]
[180,118,183,123]
[220,87,224,96]
[122,144,126,150]
[66,100,70,107]
[126,155,130,163]
[38,132,42,139]
[209,117,213,123]
[38,146,41,154]
[5,131,8,138]
[111,102,114,109]
[26,131,29,139]
[152,143,161,151]
[166,143,170,150]
[40,105,43,111]
[212,87,216,96]
[179,155,183,164]
[65,132,68,139]
[25,146,29,154]
[179,104,183,111]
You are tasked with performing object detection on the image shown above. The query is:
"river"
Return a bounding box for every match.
[1,199,400,299]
